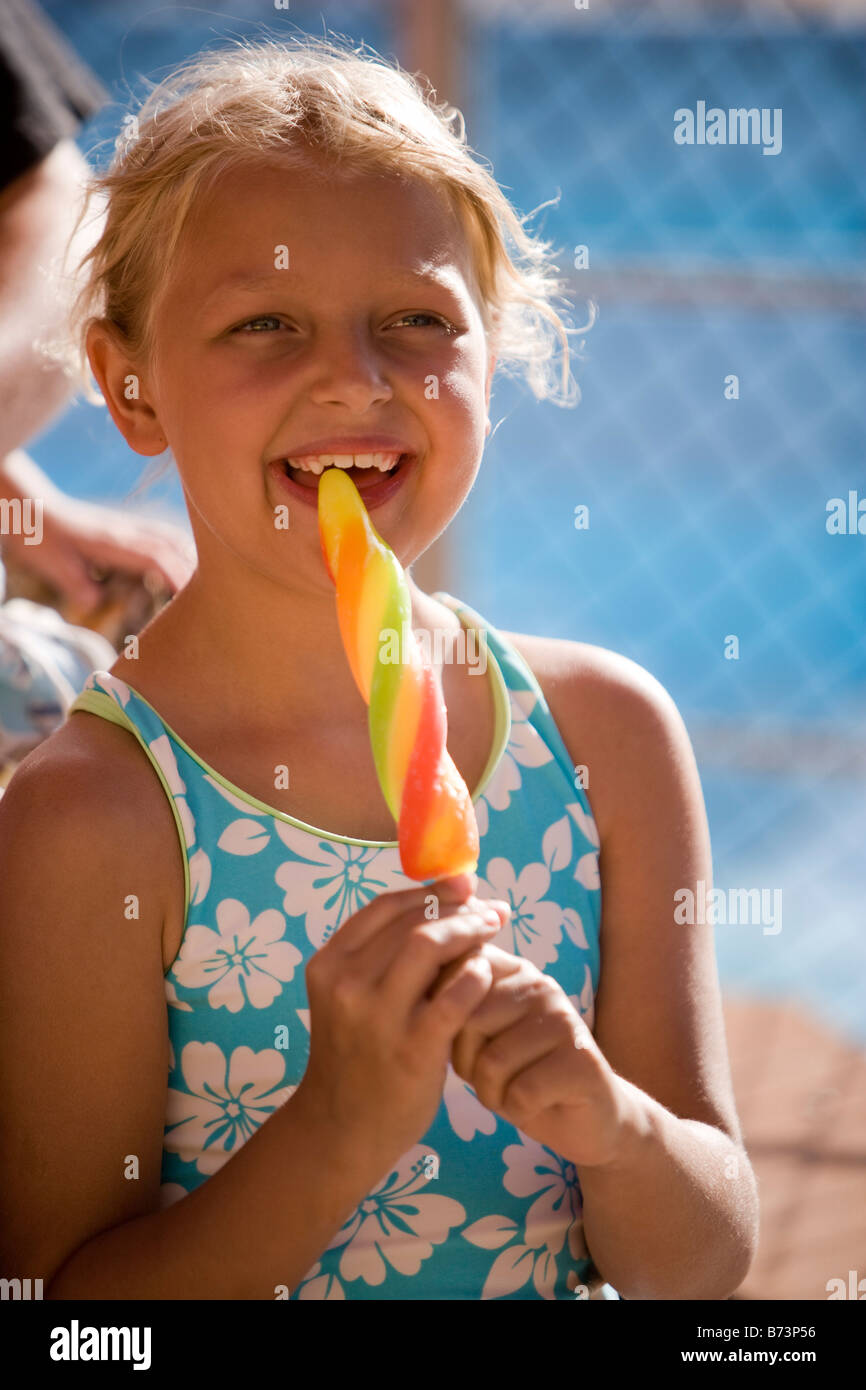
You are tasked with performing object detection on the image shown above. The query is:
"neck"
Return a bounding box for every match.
[130,557,457,735]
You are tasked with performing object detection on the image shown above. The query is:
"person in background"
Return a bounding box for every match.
[0,0,194,773]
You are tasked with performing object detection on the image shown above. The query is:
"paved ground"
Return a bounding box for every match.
[723,996,866,1302]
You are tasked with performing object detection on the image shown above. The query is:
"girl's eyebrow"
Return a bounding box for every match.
[201,272,287,310]
[202,266,466,309]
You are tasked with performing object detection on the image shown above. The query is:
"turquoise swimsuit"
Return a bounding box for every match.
[68,592,618,1300]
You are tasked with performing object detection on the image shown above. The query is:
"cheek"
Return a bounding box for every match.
[157,363,253,465]
[435,365,486,430]
[437,336,488,406]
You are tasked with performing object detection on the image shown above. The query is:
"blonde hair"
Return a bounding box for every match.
[62,32,593,410]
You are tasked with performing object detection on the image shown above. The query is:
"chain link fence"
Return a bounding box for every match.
[450,0,866,1046]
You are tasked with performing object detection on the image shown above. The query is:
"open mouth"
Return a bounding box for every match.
[270,451,416,509]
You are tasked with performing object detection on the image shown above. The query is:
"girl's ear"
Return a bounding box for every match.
[85,319,166,457]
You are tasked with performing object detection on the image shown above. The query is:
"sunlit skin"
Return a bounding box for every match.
[87,151,496,729]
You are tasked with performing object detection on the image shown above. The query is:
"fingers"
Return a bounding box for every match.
[378,907,503,1020]
[309,878,511,1048]
[356,883,511,991]
[449,949,571,1074]
[73,528,195,593]
[437,871,478,897]
[449,954,537,1078]
[334,875,476,956]
[33,544,105,609]
[425,951,495,1026]
[454,942,526,1016]
[453,1007,584,1113]
[45,494,197,592]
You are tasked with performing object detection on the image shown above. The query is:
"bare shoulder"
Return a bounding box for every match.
[498,630,696,843]
[2,708,174,844]
[497,627,677,715]
[0,711,184,964]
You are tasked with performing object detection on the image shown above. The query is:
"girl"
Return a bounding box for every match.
[0,35,757,1301]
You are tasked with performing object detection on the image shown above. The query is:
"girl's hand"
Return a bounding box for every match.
[296,874,512,1180]
[449,944,634,1170]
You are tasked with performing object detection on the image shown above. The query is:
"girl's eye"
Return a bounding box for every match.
[231,313,458,335]
[234,316,287,334]
[393,313,456,332]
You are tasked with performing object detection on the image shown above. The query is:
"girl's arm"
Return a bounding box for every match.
[527,638,759,1299]
[0,720,385,1299]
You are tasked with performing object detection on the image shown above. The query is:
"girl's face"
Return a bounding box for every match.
[121,153,495,591]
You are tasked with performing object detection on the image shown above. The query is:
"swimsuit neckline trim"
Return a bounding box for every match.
[95,595,513,850]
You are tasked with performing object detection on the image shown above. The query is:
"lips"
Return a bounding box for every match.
[269,453,415,509]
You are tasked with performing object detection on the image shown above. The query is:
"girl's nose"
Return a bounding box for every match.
[306,332,394,412]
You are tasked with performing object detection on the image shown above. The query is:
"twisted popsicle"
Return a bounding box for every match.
[317,467,479,881]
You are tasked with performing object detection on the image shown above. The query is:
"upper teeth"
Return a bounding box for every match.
[286,452,402,475]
